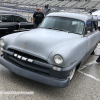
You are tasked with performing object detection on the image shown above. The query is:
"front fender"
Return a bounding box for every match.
[1,31,26,49]
[47,38,87,67]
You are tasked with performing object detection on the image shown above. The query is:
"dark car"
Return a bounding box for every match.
[0,10,33,33]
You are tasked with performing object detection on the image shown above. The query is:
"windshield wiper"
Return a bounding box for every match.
[46,27,53,29]
[39,27,70,33]
[39,27,53,29]
[54,28,69,33]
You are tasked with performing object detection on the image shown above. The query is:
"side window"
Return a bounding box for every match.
[71,20,84,34]
[87,21,92,33]
[2,15,14,22]
[15,16,27,22]
[92,21,98,32]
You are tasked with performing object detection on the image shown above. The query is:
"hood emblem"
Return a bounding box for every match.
[24,43,27,49]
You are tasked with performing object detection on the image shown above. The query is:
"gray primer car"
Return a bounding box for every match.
[0,12,100,88]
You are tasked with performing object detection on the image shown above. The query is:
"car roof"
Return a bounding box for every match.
[47,12,97,23]
[0,10,25,18]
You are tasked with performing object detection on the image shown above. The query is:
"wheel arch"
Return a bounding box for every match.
[76,62,81,70]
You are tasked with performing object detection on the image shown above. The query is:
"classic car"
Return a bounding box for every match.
[0,12,100,88]
[0,10,33,33]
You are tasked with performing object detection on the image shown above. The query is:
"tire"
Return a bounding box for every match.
[69,67,76,81]
[91,51,95,55]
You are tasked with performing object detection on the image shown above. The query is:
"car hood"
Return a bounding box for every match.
[7,28,82,60]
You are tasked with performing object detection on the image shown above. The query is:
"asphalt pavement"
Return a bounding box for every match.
[0,44,100,100]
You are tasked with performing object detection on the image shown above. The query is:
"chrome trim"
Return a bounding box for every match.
[17,55,21,59]
[27,59,33,63]
[21,57,27,61]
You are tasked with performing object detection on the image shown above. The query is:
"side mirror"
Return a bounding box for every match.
[0,21,2,23]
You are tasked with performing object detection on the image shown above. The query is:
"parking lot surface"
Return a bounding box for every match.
[0,44,100,100]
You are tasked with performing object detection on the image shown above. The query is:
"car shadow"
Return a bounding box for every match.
[2,69,73,97]
[1,66,99,99]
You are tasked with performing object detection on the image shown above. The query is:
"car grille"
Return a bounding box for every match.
[8,49,48,63]
[4,49,50,76]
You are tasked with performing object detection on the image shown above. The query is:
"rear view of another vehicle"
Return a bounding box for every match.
[0,10,34,37]
[14,15,34,30]
[0,15,16,32]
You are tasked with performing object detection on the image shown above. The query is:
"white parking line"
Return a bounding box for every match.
[78,70,100,82]
[78,60,100,82]
[0,91,34,94]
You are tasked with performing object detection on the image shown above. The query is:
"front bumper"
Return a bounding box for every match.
[0,55,70,88]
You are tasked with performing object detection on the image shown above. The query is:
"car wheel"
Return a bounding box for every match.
[91,51,95,55]
[69,67,76,81]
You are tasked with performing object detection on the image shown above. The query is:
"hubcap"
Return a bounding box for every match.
[69,67,76,81]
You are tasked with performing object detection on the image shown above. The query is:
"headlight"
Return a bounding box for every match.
[0,47,4,52]
[0,47,4,54]
[54,55,63,65]
[0,39,5,47]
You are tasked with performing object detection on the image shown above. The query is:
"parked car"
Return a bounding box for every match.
[0,10,33,33]
[0,12,100,88]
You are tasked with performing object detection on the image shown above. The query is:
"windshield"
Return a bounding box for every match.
[39,16,84,34]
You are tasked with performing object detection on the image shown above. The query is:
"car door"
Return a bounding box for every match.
[92,21,100,43]
[0,14,15,31]
[85,21,96,53]
[14,15,33,29]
